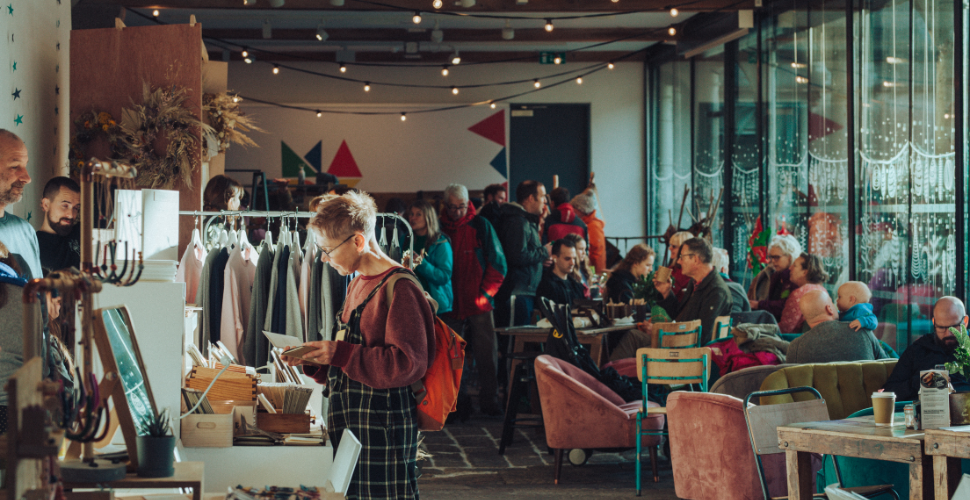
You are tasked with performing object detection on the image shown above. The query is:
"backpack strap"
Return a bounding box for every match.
[379,268,439,403]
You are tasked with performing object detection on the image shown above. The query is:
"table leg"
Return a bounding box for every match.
[933,455,962,500]
[505,337,527,405]
[911,455,933,500]
[786,449,812,500]
[588,339,602,367]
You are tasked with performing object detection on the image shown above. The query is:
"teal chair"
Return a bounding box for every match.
[704,316,733,346]
[656,319,702,348]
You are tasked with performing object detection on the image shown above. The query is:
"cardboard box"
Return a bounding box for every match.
[257,412,311,434]
[181,413,233,447]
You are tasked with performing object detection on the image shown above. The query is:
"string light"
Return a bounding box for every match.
[490,102,496,109]
[401,112,407,121]
[670,7,679,16]
[316,110,323,117]
[272,65,280,74]
[241,49,249,58]
[554,56,562,64]
[441,65,450,76]
[316,26,328,41]
[232,96,240,103]
[413,11,422,24]
[451,51,461,65]
[576,77,583,84]
[364,82,371,91]
[244,54,254,63]
[339,63,347,73]
[607,61,615,69]
[544,19,554,32]
[432,0,443,8]
[668,27,676,36]
[533,79,541,88]
[452,86,459,94]
[152,9,160,17]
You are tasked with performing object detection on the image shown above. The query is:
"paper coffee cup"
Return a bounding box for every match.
[872,392,896,426]
[655,266,673,283]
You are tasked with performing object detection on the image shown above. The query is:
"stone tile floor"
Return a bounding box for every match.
[417,414,680,499]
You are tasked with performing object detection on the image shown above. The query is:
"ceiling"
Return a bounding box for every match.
[78,0,752,63]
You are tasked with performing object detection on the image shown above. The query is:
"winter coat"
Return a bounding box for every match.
[755,268,796,321]
[439,203,507,319]
[605,269,637,304]
[495,202,546,297]
[412,233,454,315]
[544,203,588,244]
[657,269,734,345]
[578,211,607,273]
[882,333,970,401]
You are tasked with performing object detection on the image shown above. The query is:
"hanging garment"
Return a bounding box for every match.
[207,247,231,345]
[307,255,324,342]
[176,237,207,303]
[195,249,221,356]
[299,243,316,338]
[271,245,291,335]
[285,249,303,339]
[221,244,257,361]
[263,239,285,334]
[244,240,274,369]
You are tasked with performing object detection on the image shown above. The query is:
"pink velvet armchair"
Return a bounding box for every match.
[533,355,665,484]
[666,392,763,500]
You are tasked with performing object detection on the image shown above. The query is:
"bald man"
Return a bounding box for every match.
[0,130,40,279]
[883,297,970,400]
[786,289,887,364]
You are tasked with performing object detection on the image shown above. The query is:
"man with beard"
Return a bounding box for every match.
[0,130,40,279]
[883,297,970,400]
[786,289,887,364]
[36,177,80,275]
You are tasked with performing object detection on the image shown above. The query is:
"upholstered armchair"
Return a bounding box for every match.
[533,355,665,484]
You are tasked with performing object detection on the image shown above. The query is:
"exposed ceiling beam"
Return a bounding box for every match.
[89,0,754,13]
[207,49,645,62]
[202,27,668,43]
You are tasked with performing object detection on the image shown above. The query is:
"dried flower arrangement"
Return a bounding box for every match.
[68,111,127,179]
[202,92,263,156]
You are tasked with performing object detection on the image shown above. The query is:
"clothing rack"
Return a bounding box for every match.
[177,210,414,266]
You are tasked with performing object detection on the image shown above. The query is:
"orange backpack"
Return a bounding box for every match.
[383,269,466,431]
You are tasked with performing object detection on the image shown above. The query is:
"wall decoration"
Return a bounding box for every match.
[202,92,262,157]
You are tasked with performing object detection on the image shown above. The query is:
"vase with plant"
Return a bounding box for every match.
[942,325,970,425]
[136,408,175,477]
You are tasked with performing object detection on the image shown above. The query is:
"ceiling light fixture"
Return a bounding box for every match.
[451,50,461,65]
[401,112,407,121]
[544,19,553,32]
[316,26,329,41]
[232,96,240,103]
[413,11,422,24]
[433,0,443,8]
[152,9,160,17]
[554,56,562,64]
[452,86,459,94]
[441,65,449,76]
[243,0,255,5]
[316,110,323,117]
[534,79,541,88]
[364,82,371,92]
[670,7,679,16]
[431,20,443,43]
[272,65,280,74]
[339,63,347,73]
[241,49,249,57]
[668,27,676,36]
[607,61,615,69]
[576,77,583,84]
[490,102,496,108]
[244,54,254,63]
[502,20,514,40]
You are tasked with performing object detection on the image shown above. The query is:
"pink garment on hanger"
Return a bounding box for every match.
[176,242,207,303]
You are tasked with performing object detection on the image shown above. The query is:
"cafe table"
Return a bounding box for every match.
[923,425,970,500]
[777,414,931,500]
[495,323,636,367]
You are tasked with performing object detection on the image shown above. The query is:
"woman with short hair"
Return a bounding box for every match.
[605,243,656,303]
[777,253,830,333]
[749,233,803,321]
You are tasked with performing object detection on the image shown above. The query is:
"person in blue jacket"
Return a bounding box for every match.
[837,281,878,331]
[404,199,453,315]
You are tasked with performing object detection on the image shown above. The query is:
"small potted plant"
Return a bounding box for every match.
[136,408,175,477]
[944,325,970,425]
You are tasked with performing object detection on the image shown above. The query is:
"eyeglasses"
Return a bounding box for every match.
[934,317,967,333]
[678,253,696,260]
[445,203,467,211]
[767,254,785,261]
[320,234,356,259]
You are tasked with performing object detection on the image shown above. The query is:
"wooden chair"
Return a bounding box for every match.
[635,346,711,495]
[743,387,898,500]
[655,319,702,348]
[704,315,733,346]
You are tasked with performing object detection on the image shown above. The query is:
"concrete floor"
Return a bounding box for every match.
[417,414,680,499]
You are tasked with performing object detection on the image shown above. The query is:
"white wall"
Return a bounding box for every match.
[0,0,71,225]
[227,60,646,236]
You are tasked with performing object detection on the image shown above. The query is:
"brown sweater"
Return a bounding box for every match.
[306,267,435,389]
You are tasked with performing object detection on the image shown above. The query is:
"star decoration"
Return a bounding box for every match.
[55,64,59,73]
[56,42,60,50]
[11,88,20,100]
[54,106,58,115]
[6,4,12,14]
[55,85,59,95]
[11,61,16,71]
[14,114,23,126]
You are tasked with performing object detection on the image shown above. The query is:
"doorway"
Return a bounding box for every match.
[509,104,591,202]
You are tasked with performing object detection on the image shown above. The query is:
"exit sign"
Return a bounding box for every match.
[539,52,566,64]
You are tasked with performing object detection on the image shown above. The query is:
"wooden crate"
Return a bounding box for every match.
[257,413,311,434]
[181,413,233,447]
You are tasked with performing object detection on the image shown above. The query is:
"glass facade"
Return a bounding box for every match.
[646,0,967,350]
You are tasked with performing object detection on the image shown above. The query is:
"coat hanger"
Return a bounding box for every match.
[227,227,238,248]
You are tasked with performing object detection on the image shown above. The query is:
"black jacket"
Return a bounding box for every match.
[721,273,752,314]
[658,269,733,345]
[605,269,637,304]
[536,269,587,306]
[495,203,546,297]
[478,202,502,229]
[882,334,970,401]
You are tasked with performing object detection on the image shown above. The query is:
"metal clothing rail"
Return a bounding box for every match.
[177,210,415,267]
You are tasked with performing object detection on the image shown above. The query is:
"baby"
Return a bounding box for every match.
[837,281,877,331]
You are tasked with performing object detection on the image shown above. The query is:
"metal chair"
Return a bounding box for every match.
[635,346,711,495]
[744,387,899,500]
[655,319,702,348]
[704,315,733,346]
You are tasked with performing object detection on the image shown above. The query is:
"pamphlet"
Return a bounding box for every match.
[919,369,951,429]
[263,331,322,365]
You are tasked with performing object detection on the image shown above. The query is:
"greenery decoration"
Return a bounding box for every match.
[945,324,970,377]
[202,92,262,156]
[145,408,172,437]
[68,111,127,179]
[632,270,667,305]
[119,84,213,189]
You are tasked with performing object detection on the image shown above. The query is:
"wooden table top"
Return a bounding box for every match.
[924,425,970,457]
[495,323,636,337]
[62,461,204,488]
[780,414,925,441]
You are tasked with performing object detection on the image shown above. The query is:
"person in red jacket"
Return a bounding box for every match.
[570,188,607,273]
[439,183,508,416]
[544,187,588,244]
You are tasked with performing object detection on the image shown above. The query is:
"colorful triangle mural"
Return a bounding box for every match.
[304,141,322,172]
[327,140,363,185]
[281,141,314,179]
[468,110,506,147]
[490,147,507,179]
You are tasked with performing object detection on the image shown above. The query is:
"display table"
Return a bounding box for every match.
[63,462,204,500]
[182,445,333,492]
[778,415,930,500]
[923,425,970,499]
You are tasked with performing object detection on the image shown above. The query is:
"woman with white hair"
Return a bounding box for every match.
[748,233,802,321]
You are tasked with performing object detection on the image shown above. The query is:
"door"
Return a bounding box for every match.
[509,104,590,202]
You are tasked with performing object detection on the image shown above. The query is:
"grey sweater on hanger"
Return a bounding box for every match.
[244,240,274,369]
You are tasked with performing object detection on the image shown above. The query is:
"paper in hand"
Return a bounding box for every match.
[263,331,323,365]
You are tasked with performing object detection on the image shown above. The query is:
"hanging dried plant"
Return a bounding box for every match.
[202,92,263,156]
[68,111,128,179]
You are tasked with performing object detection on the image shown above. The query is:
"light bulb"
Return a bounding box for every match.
[413,11,422,24]
[544,19,553,32]
[576,77,583,84]
[441,65,449,76]
[316,26,328,41]
[272,65,280,74]
[364,82,371,92]
[670,7,679,16]
[554,56,562,64]
[451,51,461,65]
[452,86,459,95]
[607,61,615,69]
[152,9,160,17]
[241,49,249,57]
[534,79,541,88]
[401,113,407,121]
[244,56,253,64]
[232,96,240,103]
[668,27,676,36]
[490,102,496,109]
[339,64,347,73]
[433,0,443,8]
[316,110,323,117]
